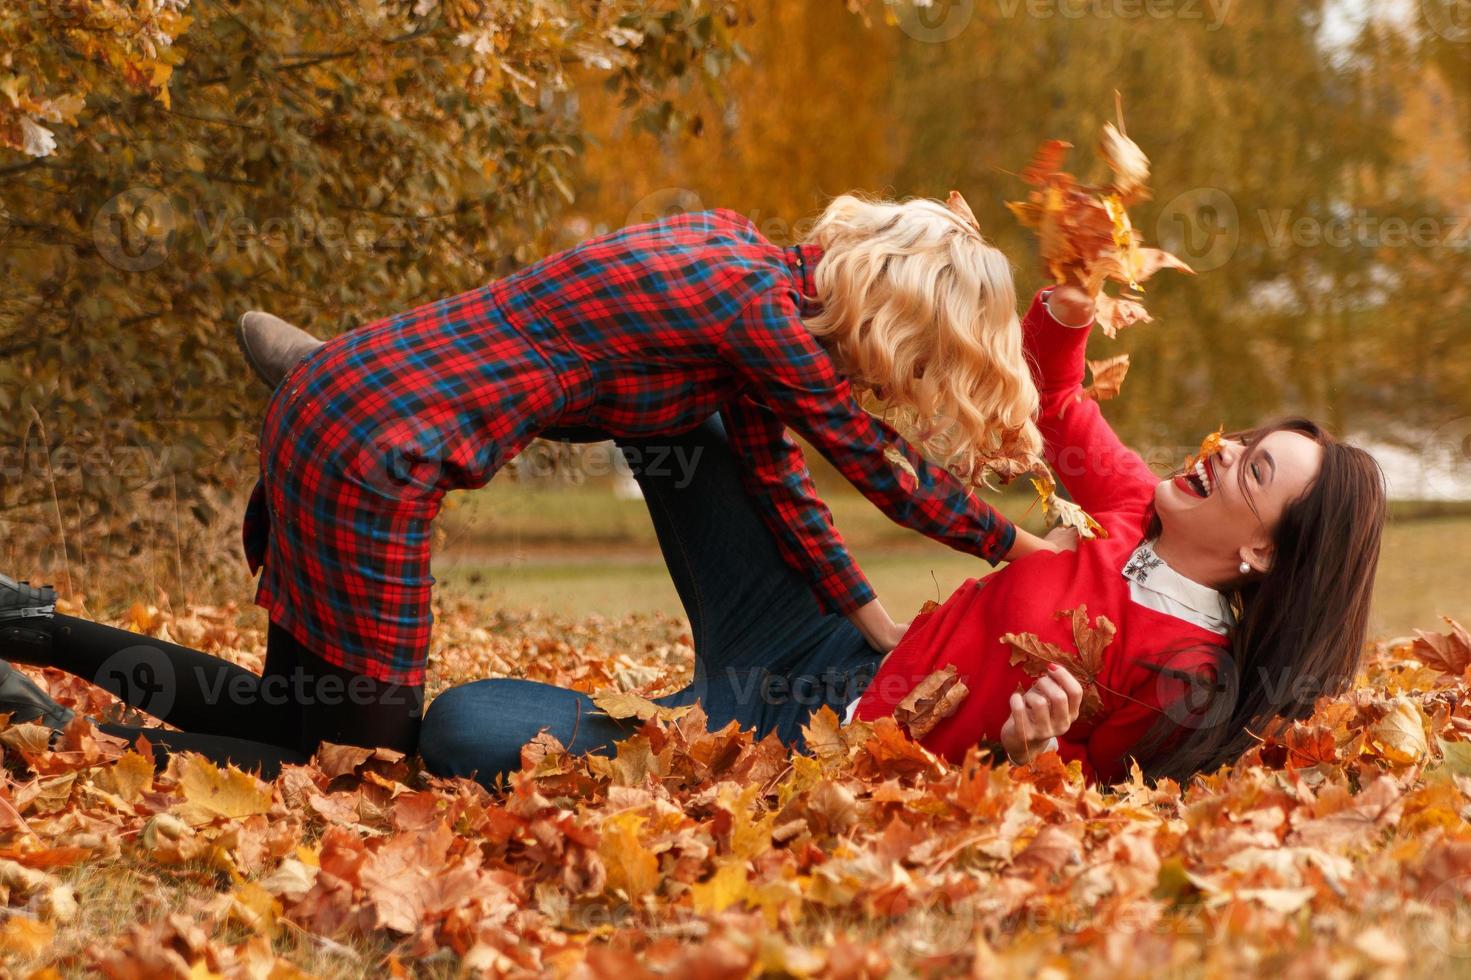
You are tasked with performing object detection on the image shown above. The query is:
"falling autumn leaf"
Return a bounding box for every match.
[1099,122,1150,201]
[1029,473,1107,540]
[1082,354,1131,404]
[943,189,983,232]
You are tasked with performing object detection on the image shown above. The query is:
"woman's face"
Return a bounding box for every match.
[1154,428,1325,575]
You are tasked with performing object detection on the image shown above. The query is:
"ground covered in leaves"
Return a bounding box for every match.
[3,599,1471,978]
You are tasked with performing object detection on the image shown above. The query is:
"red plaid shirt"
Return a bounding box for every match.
[245,208,1016,683]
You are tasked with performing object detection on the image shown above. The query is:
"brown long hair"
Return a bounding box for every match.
[1131,418,1388,783]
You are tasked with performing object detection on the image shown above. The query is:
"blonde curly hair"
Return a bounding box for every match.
[801,193,1043,486]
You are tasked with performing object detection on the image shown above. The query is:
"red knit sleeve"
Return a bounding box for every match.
[1054,647,1223,785]
[1022,290,1158,527]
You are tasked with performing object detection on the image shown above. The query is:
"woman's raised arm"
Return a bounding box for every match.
[1024,285,1159,522]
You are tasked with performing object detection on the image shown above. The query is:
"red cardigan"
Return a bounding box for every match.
[852,290,1226,784]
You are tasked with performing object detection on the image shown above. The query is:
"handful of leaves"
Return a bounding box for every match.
[1007,101,1194,338]
[1007,102,1197,540]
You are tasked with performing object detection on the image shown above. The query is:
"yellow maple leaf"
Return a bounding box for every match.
[689,860,749,915]
[599,812,661,900]
[174,756,273,824]
[1029,473,1106,540]
[103,751,155,802]
[591,689,694,723]
[1366,697,1428,765]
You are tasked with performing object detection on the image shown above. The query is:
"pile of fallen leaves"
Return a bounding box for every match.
[3,600,1471,978]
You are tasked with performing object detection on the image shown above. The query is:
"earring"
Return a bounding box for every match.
[1239,561,1251,575]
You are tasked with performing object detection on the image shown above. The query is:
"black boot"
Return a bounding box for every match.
[0,660,74,730]
[0,574,56,664]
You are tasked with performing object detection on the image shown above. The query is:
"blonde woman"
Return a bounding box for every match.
[0,196,1067,771]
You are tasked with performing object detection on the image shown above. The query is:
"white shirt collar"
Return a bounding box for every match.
[1120,539,1236,635]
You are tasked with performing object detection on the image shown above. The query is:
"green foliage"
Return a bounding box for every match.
[0,0,743,566]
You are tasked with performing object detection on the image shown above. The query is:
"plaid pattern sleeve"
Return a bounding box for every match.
[719,284,1018,612]
[720,394,876,614]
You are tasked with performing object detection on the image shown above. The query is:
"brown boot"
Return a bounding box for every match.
[236,311,326,389]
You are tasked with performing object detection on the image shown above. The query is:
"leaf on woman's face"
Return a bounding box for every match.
[1183,426,1226,472]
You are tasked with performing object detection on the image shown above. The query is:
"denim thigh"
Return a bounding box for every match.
[419,622,880,787]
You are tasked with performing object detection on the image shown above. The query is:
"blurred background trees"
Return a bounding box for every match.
[4,0,1470,591]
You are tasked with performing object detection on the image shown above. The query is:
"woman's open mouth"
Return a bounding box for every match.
[1173,457,1215,499]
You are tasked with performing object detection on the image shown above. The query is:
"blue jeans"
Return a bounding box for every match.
[418,417,882,786]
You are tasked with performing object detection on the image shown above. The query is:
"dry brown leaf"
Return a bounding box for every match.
[1409,618,1471,675]
[893,666,970,740]
[591,689,694,723]
[1000,605,1115,723]
[1082,354,1131,403]
[1029,473,1107,540]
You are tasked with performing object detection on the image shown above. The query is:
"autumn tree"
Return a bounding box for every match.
[0,0,744,575]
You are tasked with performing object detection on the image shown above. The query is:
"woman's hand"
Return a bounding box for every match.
[1043,524,1081,551]
[1003,526,1079,561]
[1045,280,1097,330]
[1000,664,1083,765]
[846,597,909,654]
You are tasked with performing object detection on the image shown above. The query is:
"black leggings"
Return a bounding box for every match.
[6,616,422,777]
